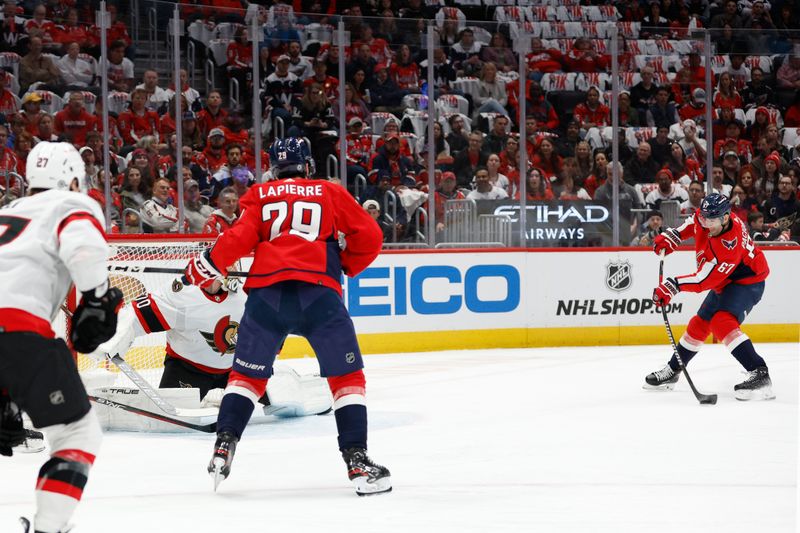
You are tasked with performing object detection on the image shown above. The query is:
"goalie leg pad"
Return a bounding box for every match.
[35,409,100,533]
[264,366,333,418]
[328,370,367,451]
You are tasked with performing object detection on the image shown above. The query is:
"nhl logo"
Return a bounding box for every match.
[605,261,632,292]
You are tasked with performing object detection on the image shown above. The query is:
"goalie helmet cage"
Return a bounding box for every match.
[58,235,247,390]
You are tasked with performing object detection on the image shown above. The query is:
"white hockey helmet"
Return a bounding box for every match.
[27,141,88,193]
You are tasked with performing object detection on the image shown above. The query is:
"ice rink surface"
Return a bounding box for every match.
[1,343,798,533]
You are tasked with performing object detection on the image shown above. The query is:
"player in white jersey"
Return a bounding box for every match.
[0,142,123,533]
[96,275,331,417]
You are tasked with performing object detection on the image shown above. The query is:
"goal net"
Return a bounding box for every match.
[59,237,218,389]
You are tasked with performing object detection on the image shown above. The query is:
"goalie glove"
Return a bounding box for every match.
[184,250,225,290]
[85,307,136,362]
[0,390,25,457]
[653,228,681,256]
[653,277,680,306]
[71,283,124,354]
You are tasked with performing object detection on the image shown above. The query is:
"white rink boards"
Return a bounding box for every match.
[1,344,797,533]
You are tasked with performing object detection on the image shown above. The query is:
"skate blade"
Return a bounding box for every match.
[209,458,226,492]
[735,386,776,401]
[642,382,677,391]
[353,475,392,496]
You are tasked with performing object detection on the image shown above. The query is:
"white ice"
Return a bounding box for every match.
[1,343,798,533]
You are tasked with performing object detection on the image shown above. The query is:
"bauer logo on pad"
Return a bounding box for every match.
[605,261,632,292]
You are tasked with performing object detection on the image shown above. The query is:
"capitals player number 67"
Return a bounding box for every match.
[262,201,322,242]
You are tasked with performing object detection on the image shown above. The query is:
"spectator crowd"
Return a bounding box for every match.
[0,0,798,245]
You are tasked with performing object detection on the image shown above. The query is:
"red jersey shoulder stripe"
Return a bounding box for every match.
[57,211,105,241]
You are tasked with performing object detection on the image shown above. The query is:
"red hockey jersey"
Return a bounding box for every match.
[209,179,383,295]
[674,212,769,293]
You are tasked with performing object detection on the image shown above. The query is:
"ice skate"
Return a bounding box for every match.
[643,364,681,390]
[208,432,238,491]
[19,517,72,533]
[14,429,45,454]
[734,367,775,401]
[342,447,392,496]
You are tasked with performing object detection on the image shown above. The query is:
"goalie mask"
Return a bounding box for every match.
[27,141,89,193]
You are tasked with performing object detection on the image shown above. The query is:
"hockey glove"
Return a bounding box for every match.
[0,390,25,457]
[653,278,680,306]
[653,228,681,256]
[184,250,224,290]
[70,285,124,354]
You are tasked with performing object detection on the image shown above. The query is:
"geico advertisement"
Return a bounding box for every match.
[342,253,528,333]
[531,249,798,328]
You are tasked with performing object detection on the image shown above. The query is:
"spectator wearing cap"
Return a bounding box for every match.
[57,42,94,89]
[679,87,707,123]
[746,106,772,147]
[678,119,708,161]
[141,177,183,233]
[54,92,97,148]
[756,150,784,199]
[211,144,254,203]
[467,166,508,201]
[303,58,339,103]
[165,68,201,111]
[433,171,465,232]
[631,210,665,247]
[362,199,392,242]
[20,35,60,90]
[196,91,227,139]
[136,70,171,114]
[370,132,415,187]
[264,54,302,128]
[19,92,44,137]
[742,67,774,109]
[644,168,689,209]
[195,128,228,175]
[181,178,213,233]
[118,88,160,147]
[368,64,404,115]
[646,86,680,128]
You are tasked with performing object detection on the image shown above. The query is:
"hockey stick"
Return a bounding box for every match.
[88,395,217,433]
[658,251,718,405]
[113,266,249,277]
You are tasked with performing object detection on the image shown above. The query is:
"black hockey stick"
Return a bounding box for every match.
[88,395,217,433]
[658,251,718,405]
[112,266,249,277]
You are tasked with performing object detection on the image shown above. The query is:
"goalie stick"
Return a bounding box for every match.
[658,251,718,405]
[88,395,217,433]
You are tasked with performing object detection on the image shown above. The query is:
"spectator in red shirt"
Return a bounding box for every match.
[678,88,707,123]
[530,137,563,180]
[54,8,91,49]
[226,26,253,104]
[202,186,239,235]
[24,4,57,50]
[564,37,609,73]
[433,171,465,234]
[303,58,339,103]
[54,92,97,147]
[526,38,563,77]
[196,90,227,139]
[352,25,391,66]
[194,128,227,175]
[390,44,421,91]
[713,71,743,110]
[219,109,249,148]
[573,86,610,131]
[0,77,18,117]
[12,130,32,179]
[118,88,160,147]
[0,125,19,176]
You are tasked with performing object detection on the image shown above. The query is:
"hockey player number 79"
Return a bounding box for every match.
[262,201,322,242]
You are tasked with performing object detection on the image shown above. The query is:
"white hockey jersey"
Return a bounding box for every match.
[0,190,107,337]
[129,281,246,373]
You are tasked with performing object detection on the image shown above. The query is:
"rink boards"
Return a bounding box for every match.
[280,247,800,356]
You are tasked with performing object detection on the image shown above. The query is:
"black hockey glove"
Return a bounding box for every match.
[0,389,25,457]
[70,286,124,354]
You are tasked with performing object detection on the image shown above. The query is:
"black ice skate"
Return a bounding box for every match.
[342,447,392,496]
[208,432,238,491]
[734,366,775,401]
[19,516,72,533]
[643,364,682,390]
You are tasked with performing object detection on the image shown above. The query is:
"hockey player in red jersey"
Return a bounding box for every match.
[0,142,123,533]
[645,193,774,400]
[184,137,391,495]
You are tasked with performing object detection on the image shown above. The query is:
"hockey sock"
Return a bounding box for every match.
[711,311,766,371]
[328,370,367,450]
[35,450,95,533]
[668,315,710,371]
[218,371,268,439]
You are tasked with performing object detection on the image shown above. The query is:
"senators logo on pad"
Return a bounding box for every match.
[200,315,239,355]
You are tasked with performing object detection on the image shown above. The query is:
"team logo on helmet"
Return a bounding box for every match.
[605,261,632,292]
[722,237,738,250]
[200,315,239,355]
